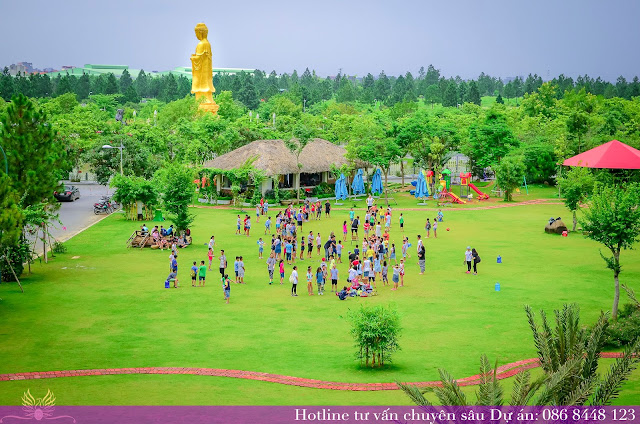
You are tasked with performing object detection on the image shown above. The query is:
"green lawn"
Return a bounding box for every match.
[1,189,639,405]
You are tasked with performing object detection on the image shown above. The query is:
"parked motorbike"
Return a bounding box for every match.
[93,196,119,215]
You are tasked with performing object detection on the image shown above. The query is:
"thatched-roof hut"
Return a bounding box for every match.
[203,138,353,175]
[203,138,361,195]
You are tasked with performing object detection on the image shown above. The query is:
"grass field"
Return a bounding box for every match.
[1,186,639,405]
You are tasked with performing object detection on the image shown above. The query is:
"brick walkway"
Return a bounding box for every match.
[0,353,624,391]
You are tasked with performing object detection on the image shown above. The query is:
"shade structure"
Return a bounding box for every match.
[562,140,640,169]
[334,174,348,201]
[414,170,430,199]
[371,169,384,195]
[352,169,366,195]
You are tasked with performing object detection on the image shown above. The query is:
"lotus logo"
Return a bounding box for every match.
[0,390,75,423]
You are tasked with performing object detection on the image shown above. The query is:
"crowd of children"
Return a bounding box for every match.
[161,191,487,304]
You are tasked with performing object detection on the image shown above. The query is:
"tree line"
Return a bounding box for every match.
[2,64,640,110]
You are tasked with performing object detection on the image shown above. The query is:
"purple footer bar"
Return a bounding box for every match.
[0,406,638,424]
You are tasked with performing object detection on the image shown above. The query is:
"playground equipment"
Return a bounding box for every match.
[441,187,466,204]
[459,172,470,198]
[441,169,451,190]
[468,182,490,200]
[426,170,435,194]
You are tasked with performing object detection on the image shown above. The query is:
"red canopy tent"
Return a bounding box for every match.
[562,140,640,169]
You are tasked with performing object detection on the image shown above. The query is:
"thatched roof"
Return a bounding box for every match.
[202,138,361,176]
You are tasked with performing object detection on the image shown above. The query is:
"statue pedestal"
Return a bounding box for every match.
[199,102,219,115]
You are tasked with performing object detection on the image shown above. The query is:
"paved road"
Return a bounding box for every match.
[50,183,112,242]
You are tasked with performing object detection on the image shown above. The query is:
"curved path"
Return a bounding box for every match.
[0,353,624,391]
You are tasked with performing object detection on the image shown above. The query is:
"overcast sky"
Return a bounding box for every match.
[1,0,638,81]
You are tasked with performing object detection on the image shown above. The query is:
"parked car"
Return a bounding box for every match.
[54,185,80,202]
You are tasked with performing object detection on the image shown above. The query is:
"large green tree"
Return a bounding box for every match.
[581,183,640,320]
[286,123,314,203]
[156,165,195,232]
[0,94,66,206]
[467,108,519,174]
[119,69,133,93]
[494,155,525,201]
[558,166,595,231]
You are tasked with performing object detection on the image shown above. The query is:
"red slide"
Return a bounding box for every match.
[468,183,489,200]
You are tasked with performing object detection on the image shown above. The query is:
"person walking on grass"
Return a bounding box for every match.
[425,218,431,238]
[374,255,382,282]
[325,200,331,218]
[349,208,355,224]
[208,236,216,253]
[238,256,246,284]
[391,263,400,290]
[433,217,438,238]
[198,260,207,286]
[255,204,261,223]
[342,220,348,241]
[316,233,322,256]
[191,261,198,287]
[274,236,282,261]
[399,213,404,232]
[279,259,285,285]
[363,257,371,283]
[402,238,409,261]
[245,216,251,237]
[316,266,324,295]
[399,259,405,286]
[236,215,241,235]
[219,250,227,280]
[257,237,264,259]
[285,239,293,265]
[266,252,276,284]
[472,248,481,275]
[290,266,299,296]
[299,237,306,261]
[336,241,343,263]
[464,246,473,274]
[382,260,389,286]
[390,243,397,264]
[417,244,426,275]
[233,256,240,284]
[222,274,231,304]
[264,216,271,234]
[321,260,328,294]
[330,263,339,292]
[306,266,314,295]
[307,231,314,259]
[207,248,214,271]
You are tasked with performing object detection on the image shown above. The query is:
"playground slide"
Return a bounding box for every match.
[445,191,466,204]
[468,183,490,200]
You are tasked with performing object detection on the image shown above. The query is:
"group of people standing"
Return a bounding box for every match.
[162,190,486,304]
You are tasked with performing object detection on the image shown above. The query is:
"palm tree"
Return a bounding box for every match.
[398,304,640,406]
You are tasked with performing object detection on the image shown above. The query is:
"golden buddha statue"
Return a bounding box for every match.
[191,23,219,115]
